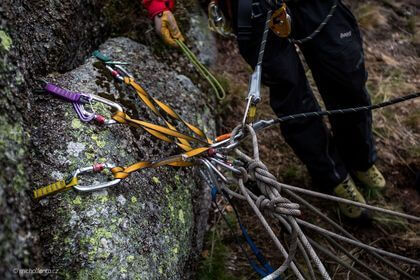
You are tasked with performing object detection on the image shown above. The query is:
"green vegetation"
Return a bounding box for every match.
[0,30,12,51]
[197,229,238,280]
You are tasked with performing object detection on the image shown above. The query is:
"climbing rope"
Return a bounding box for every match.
[203,124,420,279]
[290,0,338,44]
[243,11,272,125]
[228,92,420,153]
[175,39,226,101]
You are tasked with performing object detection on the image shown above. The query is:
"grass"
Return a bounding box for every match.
[197,211,242,280]
[197,231,237,280]
[355,3,388,30]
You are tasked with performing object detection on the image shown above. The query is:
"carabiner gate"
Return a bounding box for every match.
[73,163,121,192]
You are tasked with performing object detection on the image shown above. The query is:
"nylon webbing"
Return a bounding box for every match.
[111,147,209,179]
[34,176,78,199]
[122,76,212,149]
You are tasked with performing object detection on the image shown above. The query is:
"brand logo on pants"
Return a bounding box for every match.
[340,31,352,39]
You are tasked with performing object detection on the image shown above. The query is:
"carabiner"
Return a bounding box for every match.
[242,65,262,126]
[199,159,228,183]
[114,64,133,78]
[209,157,241,175]
[88,93,124,125]
[106,65,124,81]
[93,50,133,80]
[73,93,122,125]
[105,61,130,66]
[38,82,123,125]
[73,163,121,192]
[207,1,234,37]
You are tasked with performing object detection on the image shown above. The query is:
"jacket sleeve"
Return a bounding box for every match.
[142,0,175,19]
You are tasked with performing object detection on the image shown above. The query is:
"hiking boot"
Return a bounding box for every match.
[334,176,367,219]
[354,165,386,189]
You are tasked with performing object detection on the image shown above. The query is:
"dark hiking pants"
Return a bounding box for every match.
[234,0,377,191]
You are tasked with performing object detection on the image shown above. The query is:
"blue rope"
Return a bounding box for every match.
[211,186,281,279]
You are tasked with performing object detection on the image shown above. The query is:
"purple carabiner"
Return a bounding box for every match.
[73,102,96,122]
[44,83,97,122]
[41,82,119,125]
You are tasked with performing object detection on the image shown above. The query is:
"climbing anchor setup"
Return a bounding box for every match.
[33,37,420,280]
[34,50,229,198]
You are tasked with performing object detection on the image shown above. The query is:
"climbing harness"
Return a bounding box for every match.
[235,0,337,43]
[175,39,226,101]
[36,80,121,124]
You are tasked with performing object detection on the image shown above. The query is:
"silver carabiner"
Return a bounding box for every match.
[105,64,133,81]
[209,157,241,175]
[87,93,124,125]
[73,163,121,192]
[199,159,228,183]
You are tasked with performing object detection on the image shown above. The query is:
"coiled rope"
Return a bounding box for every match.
[209,122,420,279]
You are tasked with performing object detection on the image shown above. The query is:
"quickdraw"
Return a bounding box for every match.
[36,80,121,125]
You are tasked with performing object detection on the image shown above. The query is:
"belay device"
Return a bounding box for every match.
[269,2,291,38]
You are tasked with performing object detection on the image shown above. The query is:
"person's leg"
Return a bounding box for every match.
[236,14,348,191]
[291,0,377,173]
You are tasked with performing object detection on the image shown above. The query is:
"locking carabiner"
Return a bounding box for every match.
[73,163,121,192]
[207,1,234,37]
